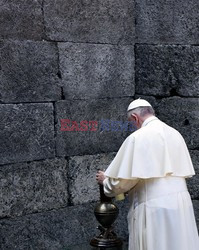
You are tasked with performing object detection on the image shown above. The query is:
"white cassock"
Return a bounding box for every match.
[103,116,199,250]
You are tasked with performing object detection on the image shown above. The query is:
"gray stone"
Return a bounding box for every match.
[59,43,135,99]
[155,97,199,149]
[68,153,116,205]
[55,98,134,156]
[193,200,199,232]
[135,0,199,44]
[0,103,55,165]
[0,0,44,40]
[0,158,68,219]
[0,40,61,103]
[135,45,199,97]
[0,203,98,250]
[0,200,128,249]
[44,0,135,44]
[187,151,199,199]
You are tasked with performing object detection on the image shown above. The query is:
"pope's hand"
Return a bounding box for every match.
[96,170,105,185]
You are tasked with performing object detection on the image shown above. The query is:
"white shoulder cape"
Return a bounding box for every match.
[105,117,195,179]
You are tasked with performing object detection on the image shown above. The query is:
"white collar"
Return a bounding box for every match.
[141,116,158,128]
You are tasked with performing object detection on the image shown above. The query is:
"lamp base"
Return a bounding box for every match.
[90,236,123,248]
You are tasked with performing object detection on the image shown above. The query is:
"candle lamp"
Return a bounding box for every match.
[90,184,123,249]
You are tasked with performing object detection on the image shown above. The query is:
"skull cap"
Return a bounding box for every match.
[127,98,152,111]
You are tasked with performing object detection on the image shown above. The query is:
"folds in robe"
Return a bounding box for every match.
[105,117,195,179]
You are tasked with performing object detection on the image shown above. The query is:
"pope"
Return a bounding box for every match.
[96,98,199,250]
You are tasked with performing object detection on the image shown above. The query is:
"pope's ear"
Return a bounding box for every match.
[131,114,137,120]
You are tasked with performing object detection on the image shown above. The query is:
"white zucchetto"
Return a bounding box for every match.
[127,98,152,111]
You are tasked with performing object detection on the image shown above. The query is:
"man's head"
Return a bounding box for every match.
[127,99,155,129]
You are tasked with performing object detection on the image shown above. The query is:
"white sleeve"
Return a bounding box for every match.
[103,177,139,197]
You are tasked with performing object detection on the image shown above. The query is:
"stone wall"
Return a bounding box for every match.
[0,0,198,249]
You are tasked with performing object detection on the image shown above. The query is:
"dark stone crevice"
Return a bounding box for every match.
[0,156,62,168]
[191,147,199,151]
[41,0,47,40]
[169,87,180,97]
[66,160,74,207]
[56,42,62,79]
[57,70,62,79]
[134,42,199,46]
[0,100,56,105]
[61,87,65,100]
[52,101,58,158]
[47,39,134,46]
[183,118,190,126]
[55,95,134,102]
[0,205,71,222]
[135,93,199,99]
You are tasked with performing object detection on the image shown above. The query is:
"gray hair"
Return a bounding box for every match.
[127,106,155,118]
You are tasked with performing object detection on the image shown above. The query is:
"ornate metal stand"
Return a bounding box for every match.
[90,184,123,249]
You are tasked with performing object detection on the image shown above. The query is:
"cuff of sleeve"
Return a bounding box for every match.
[103,177,109,186]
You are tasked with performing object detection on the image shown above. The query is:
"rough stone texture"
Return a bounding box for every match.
[44,0,135,44]
[0,201,128,249]
[0,158,68,219]
[68,153,116,205]
[155,97,199,149]
[0,103,55,165]
[135,0,199,44]
[193,200,199,232]
[59,43,135,99]
[0,40,61,103]
[187,151,199,199]
[0,203,97,250]
[135,45,199,97]
[55,98,134,156]
[0,0,44,40]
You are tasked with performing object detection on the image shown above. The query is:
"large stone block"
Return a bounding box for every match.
[0,0,44,40]
[58,43,134,99]
[155,97,199,149]
[135,45,199,97]
[44,0,135,44]
[0,103,55,165]
[59,43,134,99]
[0,40,61,103]
[187,151,199,199]
[0,200,128,249]
[0,203,97,250]
[55,98,134,156]
[135,0,199,44]
[0,158,68,219]
[68,153,116,205]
